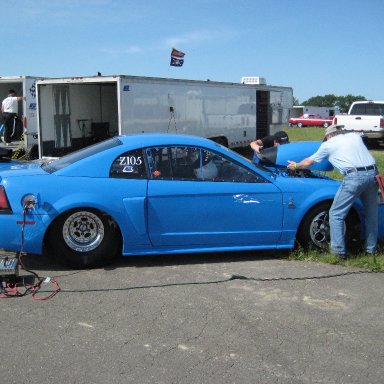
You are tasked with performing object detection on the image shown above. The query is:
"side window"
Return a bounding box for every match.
[110,149,147,179]
[199,150,266,183]
[147,146,266,183]
[147,146,199,180]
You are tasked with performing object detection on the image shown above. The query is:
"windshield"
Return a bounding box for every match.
[219,144,274,173]
[42,137,122,173]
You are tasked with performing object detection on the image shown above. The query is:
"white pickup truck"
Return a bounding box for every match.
[332,100,384,144]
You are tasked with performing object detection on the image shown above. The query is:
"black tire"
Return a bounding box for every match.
[297,122,303,128]
[323,122,329,128]
[296,202,359,251]
[48,208,121,268]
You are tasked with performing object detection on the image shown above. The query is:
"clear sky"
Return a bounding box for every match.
[2,0,383,103]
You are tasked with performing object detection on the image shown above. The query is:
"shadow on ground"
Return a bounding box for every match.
[21,249,291,273]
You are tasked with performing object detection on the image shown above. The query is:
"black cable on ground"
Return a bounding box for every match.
[35,269,383,294]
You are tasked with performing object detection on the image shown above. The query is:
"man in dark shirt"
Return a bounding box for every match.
[250,131,289,162]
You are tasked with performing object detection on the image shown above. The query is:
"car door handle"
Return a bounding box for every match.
[355,117,362,120]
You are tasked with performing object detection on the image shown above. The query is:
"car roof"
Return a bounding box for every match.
[117,133,219,149]
[51,133,227,177]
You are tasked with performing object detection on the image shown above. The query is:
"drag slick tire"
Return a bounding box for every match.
[296,202,359,251]
[48,208,121,268]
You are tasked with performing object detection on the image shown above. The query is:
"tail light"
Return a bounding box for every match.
[0,186,12,213]
[333,117,337,124]
[380,118,384,129]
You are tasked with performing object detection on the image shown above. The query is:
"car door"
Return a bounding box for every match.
[109,148,151,249]
[145,145,283,248]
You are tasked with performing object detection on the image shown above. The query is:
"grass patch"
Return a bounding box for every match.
[289,247,384,271]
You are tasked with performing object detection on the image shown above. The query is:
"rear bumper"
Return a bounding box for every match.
[361,129,384,140]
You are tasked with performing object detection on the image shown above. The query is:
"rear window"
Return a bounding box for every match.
[42,137,122,173]
[350,103,384,115]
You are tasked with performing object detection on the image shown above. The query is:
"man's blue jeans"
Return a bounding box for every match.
[330,169,378,254]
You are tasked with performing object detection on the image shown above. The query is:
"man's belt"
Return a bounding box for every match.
[345,164,377,175]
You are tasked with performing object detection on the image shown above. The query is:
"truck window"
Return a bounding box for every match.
[350,103,384,115]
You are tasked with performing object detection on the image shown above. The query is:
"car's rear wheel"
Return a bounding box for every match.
[323,122,329,128]
[297,202,359,251]
[48,208,121,268]
[297,122,303,128]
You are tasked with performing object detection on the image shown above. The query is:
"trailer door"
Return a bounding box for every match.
[256,90,269,138]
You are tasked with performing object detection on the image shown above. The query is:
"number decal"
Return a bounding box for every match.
[118,156,143,166]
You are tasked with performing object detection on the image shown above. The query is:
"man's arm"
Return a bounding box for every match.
[287,157,315,171]
[250,139,263,153]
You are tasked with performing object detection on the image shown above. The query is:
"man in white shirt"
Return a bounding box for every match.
[287,125,378,259]
[1,89,24,144]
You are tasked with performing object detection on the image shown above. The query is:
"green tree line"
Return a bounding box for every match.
[295,94,367,113]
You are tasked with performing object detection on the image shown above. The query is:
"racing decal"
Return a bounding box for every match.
[29,82,36,98]
[123,85,130,92]
[118,156,143,166]
[110,149,147,179]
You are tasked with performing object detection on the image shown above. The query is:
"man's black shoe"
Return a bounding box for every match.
[337,253,349,260]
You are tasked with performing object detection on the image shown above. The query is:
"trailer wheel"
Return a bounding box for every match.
[323,122,330,128]
[297,122,303,128]
[48,208,121,268]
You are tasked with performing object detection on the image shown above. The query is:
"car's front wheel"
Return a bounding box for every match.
[297,122,303,128]
[48,208,121,268]
[323,122,330,128]
[297,202,359,251]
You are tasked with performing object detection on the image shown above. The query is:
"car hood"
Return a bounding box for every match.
[259,141,333,172]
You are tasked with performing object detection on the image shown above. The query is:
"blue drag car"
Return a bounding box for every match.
[0,134,383,268]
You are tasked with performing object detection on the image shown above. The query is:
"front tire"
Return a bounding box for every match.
[297,202,359,251]
[297,122,303,128]
[323,122,329,128]
[48,208,121,268]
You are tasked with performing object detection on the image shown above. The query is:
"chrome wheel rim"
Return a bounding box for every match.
[62,211,104,252]
[309,210,330,249]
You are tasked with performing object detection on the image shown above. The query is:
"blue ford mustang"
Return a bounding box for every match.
[0,134,383,268]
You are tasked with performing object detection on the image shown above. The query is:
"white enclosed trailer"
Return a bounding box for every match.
[36,75,292,158]
[0,76,44,152]
[289,105,340,119]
